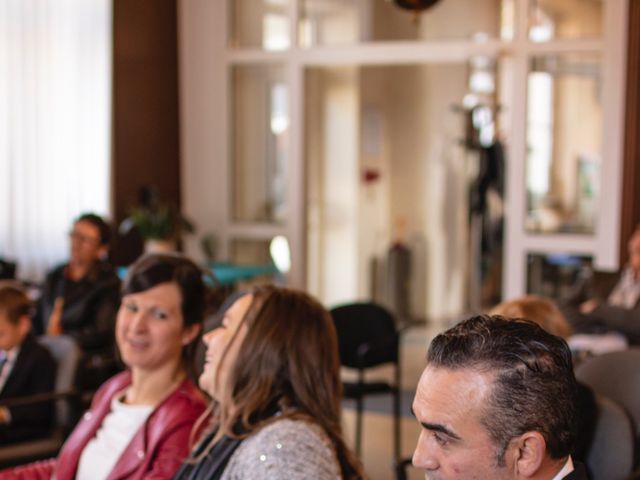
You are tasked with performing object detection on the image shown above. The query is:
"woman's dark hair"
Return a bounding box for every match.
[198,285,363,479]
[122,253,206,375]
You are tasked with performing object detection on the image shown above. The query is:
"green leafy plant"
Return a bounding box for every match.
[128,205,195,241]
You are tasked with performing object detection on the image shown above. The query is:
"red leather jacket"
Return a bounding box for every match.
[0,371,207,480]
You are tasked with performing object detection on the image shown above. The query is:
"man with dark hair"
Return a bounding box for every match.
[34,213,120,387]
[412,315,586,480]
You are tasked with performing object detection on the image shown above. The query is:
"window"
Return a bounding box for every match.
[0,0,112,280]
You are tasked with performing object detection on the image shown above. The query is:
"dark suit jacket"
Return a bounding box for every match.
[573,383,597,463]
[563,462,588,480]
[0,334,56,444]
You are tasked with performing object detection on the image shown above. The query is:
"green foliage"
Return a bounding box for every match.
[128,205,195,240]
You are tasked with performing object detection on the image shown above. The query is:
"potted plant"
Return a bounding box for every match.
[127,204,195,253]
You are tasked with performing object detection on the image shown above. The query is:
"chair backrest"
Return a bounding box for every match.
[575,348,640,439]
[330,302,398,369]
[37,334,81,427]
[0,259,16,280]
[586,395,635,480]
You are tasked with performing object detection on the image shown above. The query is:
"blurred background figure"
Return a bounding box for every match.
[0,284,56,445]
[561,226,640,345]
[33,213,121,389]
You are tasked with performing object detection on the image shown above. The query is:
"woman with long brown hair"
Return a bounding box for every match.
[175,285,363,479]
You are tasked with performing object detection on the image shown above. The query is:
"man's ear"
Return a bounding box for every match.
[512,431,546,477]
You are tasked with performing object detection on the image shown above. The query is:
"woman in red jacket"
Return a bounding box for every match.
[2,254,209,480]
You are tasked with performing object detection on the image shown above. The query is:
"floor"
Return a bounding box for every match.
[340,322,445,480]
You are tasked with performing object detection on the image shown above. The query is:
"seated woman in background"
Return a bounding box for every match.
[175,286,363,480]
[491,295,598,464]
[2,254,208,479]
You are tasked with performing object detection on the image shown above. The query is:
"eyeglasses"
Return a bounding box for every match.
[68,231,101,245]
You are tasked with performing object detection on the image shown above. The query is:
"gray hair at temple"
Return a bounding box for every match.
[426,314,578,465]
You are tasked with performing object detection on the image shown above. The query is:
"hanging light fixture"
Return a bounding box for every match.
[386,0,443,25]
[387,0,442,14]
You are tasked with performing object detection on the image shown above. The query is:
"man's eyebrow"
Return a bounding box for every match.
[410,407,462,440]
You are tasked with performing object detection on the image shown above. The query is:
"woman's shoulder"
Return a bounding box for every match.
[223,418,341,480]
[152,378,208,424]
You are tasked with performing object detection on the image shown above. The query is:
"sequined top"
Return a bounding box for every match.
[220,418,342,479]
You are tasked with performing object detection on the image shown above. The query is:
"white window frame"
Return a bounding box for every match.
[179,0,628,298]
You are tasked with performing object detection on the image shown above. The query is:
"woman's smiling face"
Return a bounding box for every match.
[116,282,198,373]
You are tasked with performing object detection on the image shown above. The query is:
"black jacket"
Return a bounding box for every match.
[0,334,56,444]
[564,462,589,480]
[34,261,120,353]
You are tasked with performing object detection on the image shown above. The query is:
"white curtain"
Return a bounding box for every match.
[0,0,112,281]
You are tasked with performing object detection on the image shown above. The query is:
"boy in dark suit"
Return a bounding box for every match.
[0,285,56,444]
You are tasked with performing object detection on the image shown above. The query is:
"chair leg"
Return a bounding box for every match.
[355,394,363,458]
[394,458,413,480]
[355,369,364,458]
[393,368,401,462]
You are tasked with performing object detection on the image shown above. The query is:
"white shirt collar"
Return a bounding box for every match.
[1,345,21,364]
[552,456,574,480]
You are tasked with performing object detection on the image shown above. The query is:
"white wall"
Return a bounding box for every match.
[178,0,228,263]
[305,68,361,306]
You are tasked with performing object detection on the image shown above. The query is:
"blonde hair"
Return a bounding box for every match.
[490,295,573,339]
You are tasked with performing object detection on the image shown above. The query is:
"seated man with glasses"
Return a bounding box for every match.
[34,213,121,388]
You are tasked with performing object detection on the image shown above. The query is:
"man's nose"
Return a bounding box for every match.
[412,431,439,471]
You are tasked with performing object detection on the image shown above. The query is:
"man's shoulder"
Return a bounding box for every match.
[562,462,588,480]
[45,264,67,280]
[90,261,120,284]
[18,335,54,364]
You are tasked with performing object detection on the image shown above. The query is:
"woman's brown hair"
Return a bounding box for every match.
[198,285,363,478]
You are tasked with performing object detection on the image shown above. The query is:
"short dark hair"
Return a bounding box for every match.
[75,212,111,245]
[427,315,577,463]
[0,285,32,324]
[122,253,206,374]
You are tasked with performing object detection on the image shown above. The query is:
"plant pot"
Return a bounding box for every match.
[144,239,177,254]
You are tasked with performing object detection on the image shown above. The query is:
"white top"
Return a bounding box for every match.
[551,456,574,480]
[76,392,153,480]
[608,266,640,309]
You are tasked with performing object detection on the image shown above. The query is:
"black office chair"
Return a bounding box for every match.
[575,348,640,467]
[330,302,401,462]
[586,395,635,480]
[0,260,16,280]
